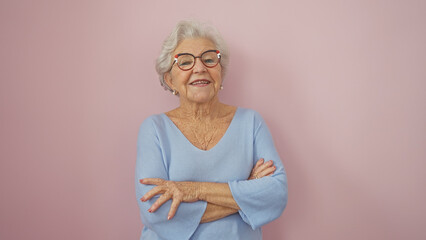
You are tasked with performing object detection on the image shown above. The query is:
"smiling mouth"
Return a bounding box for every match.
[190,80,211,86]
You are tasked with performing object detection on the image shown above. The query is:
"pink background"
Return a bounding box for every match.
[1,0,425,239]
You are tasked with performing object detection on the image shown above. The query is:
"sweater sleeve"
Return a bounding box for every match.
[228,112,288,230]
[135,117,207,240]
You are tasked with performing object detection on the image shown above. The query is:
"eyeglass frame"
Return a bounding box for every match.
[170,50,221,71]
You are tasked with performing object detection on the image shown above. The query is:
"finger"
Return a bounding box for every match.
[251,159,265,175]
[167,198,182,220]
[258,166,276,178]
[249,159,263,178]
[140,178,166,185]
[253,160,274,176]
[251,158,264,173]
[141,186,164,202]
[254,158,264,169]
[149,192,171,213]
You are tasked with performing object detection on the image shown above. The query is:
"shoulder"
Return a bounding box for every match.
[236,107,265,124]
[233,107,268,135]
[138,113,168,135]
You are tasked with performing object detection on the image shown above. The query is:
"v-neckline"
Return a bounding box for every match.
[162,107,239,152]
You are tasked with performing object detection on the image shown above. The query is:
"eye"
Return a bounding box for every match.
[179,60,193,66]
[177,55,194,67]
[203,58,215,64]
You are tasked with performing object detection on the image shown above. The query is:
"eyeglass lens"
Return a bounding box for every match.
[176,51,219,70]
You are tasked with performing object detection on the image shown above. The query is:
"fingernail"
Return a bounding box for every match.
[140,197,145,201]
[139,179,144,183]
[148,208,152,213]
[167,215,171,220]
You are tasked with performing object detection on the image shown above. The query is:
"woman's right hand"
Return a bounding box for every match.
[248,158,276,180]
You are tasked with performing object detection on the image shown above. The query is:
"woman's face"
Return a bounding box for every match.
[165,38,222,105]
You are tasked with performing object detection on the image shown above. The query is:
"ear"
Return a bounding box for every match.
[164,72,173,90]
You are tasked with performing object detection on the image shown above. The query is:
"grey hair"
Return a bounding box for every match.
[155,20,230,92]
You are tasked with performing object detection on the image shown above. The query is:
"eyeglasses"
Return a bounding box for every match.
[172,50,221,71]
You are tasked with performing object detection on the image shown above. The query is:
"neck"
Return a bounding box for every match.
[177,97,223,121]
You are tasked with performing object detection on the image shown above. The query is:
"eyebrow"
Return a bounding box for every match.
[175,49,217,57]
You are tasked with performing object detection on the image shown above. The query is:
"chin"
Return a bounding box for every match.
[190,93,216,104]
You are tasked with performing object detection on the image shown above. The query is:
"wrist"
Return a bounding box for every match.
[197,182,207,201]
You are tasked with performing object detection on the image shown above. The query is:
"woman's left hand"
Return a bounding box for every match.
[248,158,276,180]
[139,178,200,220]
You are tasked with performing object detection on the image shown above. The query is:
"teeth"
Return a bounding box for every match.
[191,80,210,85]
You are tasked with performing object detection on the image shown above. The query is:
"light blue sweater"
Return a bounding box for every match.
[135,108,288,240]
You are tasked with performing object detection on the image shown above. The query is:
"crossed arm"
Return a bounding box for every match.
[139,158,276,222]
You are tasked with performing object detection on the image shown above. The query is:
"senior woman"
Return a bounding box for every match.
[135,20,288,240]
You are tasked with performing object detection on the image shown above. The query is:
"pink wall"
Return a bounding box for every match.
[1,0,425,239]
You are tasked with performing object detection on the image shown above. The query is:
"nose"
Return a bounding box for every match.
[192,57,207,73]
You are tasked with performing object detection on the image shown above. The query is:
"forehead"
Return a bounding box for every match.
[174,38,216,55]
